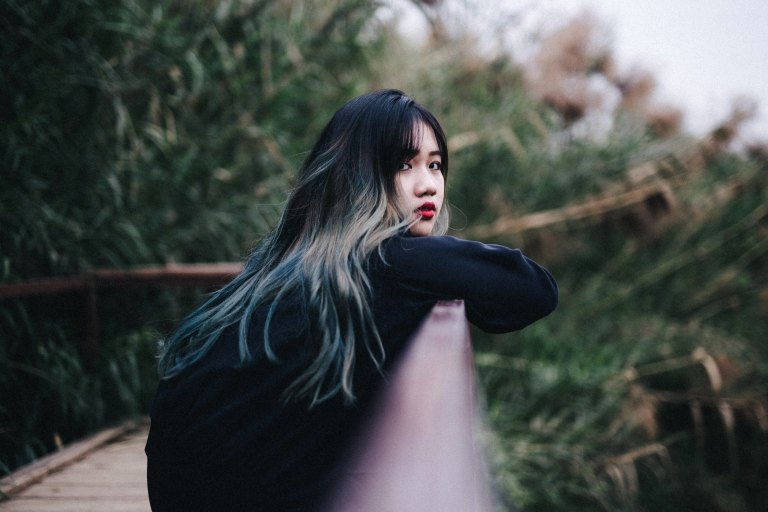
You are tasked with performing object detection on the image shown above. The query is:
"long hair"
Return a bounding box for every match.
[158,90,450,406]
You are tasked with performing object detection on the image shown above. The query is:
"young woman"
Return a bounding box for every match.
[145,89,558,511]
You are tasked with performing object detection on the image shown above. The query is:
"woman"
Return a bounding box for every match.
[145,89,558,511]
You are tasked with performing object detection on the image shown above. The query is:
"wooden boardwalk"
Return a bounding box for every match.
[0,425,150,511]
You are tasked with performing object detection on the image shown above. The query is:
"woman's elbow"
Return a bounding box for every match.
[531,264,558,314]
[469,291,557,333]
[509,274,559,330]
[540,274,559,316]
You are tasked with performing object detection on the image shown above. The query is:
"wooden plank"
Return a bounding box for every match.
[0,498,149,512]
[0,421,137,499]
[0,426,150,512]
[15,485,148,498]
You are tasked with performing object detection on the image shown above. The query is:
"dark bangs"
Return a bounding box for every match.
[381,95,449,181]
[413,105,449,180]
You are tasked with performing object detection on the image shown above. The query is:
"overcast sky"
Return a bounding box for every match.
[391,0,768,142]
[543,0,768,141]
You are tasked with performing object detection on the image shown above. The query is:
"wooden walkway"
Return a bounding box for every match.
[0,425,150,511]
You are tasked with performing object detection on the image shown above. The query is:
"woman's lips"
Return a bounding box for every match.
[416,202,436,220]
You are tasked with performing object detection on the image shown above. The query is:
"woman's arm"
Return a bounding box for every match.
[382,235,558,333]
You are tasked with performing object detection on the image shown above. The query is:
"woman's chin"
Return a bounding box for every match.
[408,221,434,237]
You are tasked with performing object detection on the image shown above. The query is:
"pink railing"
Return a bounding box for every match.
[329,301,497,512]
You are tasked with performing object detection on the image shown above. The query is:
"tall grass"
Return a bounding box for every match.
[1,0,386,472]
[463,89,768,512]
[2,0,767,509]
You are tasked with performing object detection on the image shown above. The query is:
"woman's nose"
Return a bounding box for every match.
[415,168,437,196]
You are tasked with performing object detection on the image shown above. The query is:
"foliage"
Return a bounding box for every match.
[465,85,768,512]
[2,1,768,510]
[1,0,385,471]
[1,0,383,278]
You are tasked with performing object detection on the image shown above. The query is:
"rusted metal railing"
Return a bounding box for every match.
[0,263,242,364]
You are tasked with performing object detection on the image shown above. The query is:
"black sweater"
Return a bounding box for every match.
[145,235,558,511]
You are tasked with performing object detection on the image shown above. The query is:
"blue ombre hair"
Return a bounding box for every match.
[158,90,449,406]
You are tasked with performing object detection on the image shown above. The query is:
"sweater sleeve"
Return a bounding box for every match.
[381,235,558,333]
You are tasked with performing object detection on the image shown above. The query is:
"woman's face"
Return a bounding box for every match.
[395,123,445,237]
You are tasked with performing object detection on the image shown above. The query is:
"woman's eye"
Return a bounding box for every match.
[398,162,412,171]
[429,161,442,171]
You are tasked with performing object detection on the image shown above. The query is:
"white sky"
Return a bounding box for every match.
[544,0,768,141]
[390,0,768,142]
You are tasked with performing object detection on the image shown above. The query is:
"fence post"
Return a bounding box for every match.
[82,277,100,368]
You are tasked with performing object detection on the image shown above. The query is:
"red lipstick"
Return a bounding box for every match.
[416,202,436,220]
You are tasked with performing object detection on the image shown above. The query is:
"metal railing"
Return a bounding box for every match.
[0,263,242,364]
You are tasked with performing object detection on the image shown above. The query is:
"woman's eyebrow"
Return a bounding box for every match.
[403,148,420,159]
